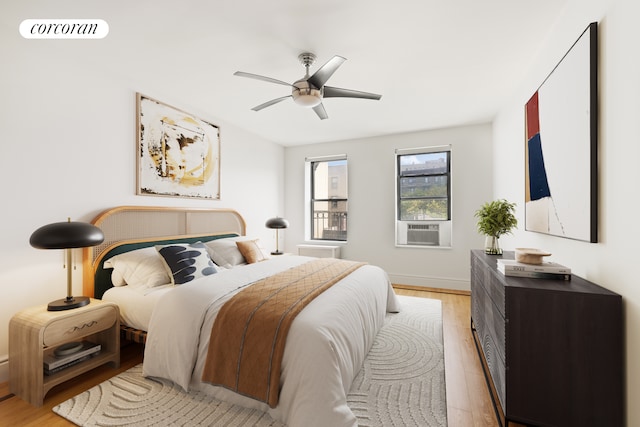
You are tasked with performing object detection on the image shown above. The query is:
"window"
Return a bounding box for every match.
[396,147,452,247]
[309,156,348,241]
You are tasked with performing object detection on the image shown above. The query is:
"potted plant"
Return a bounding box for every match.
[474,199,518,255]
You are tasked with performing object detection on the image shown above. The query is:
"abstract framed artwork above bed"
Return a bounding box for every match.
[525,22,598,243]
[136,93,221,200]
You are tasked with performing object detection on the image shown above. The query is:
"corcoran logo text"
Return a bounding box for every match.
[20,19,109,39]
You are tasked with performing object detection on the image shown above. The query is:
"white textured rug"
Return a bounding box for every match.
[54,296,446,426]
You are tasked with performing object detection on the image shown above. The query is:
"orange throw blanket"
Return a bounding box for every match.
[201,258,365,407]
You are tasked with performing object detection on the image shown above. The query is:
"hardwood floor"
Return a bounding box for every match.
[0,289,498,426]
[0,342,144,427]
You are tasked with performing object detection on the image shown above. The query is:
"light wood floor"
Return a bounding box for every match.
[0,288,499,426]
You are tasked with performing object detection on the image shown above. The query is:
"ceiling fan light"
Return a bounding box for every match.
[293,92,322,108]
[292,80,322,108]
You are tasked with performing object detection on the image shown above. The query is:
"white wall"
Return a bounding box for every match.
[0,29,284,382]
[493,0,638,424]
[284,124,493,290]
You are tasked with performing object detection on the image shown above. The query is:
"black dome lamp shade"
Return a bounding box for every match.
[30,218,105,311]
[265,217,289,255]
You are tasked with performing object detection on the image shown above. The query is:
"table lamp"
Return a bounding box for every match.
[30,218,105,311]
[265,217,289,255]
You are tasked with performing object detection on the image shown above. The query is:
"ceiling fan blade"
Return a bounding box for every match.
[323,86,382,100]
[251,95,292,111]
[313,103,328,120]
[234,71,293,87]
[307,55,346,89]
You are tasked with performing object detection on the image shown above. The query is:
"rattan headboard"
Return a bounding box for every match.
[82,206,246,298]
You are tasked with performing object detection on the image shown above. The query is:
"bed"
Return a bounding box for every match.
[83,206,400,427]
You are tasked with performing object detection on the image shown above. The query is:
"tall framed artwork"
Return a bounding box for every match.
[137,93,221,199]
[525,22,598,242]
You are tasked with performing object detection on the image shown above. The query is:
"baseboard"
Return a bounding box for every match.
[388,272,470,292]
[393,283,470,296]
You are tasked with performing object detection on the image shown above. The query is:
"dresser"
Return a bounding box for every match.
[470,250,622,427]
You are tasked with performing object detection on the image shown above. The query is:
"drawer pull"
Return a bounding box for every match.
[67,320,98,334]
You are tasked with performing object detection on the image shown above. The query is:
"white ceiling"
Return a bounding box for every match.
[8,0,568,146]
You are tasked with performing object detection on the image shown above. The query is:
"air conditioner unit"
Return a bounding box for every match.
[407,223,439,246]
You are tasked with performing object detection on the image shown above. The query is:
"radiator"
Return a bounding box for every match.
[297,244,341,258]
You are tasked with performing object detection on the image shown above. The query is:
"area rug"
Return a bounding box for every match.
[53,295,446,426]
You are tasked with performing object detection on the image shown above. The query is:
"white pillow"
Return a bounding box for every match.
[204,237,259,269]
[103,247,172,289]
[109,268,126,287]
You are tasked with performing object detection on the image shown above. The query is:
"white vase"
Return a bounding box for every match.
[484,235,502,255]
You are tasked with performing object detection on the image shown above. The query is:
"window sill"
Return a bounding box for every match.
[395,244,452,249]
[303,240,347,245]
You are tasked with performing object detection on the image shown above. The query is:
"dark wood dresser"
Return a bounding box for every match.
[470,250,623,427]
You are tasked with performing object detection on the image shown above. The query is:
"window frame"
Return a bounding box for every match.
[308,155,348,242]
[397,150,451,221]
[395,146,452,248]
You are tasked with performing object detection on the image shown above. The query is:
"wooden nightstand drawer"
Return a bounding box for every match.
[43,305,117,347]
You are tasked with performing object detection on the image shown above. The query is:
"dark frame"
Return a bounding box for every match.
[396,150,451,221]
[524,22,598,242]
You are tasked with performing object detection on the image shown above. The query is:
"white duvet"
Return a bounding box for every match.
[143,255,399,427]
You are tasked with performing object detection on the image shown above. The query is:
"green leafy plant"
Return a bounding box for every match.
[474,199,518,238]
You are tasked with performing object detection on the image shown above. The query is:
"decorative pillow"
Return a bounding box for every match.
[156,241,220,285]
[204,237,253,268]
[236,239,266,264]
[103,247,172,289]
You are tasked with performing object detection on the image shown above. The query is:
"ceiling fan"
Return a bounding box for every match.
[234,52,382,120]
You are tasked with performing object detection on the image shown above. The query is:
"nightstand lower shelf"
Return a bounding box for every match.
[42,350,119,397]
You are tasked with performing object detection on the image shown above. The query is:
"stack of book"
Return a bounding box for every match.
[497,259,571,281]
[43,341,101,375]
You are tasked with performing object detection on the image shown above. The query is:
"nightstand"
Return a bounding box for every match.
[9,298,120,406]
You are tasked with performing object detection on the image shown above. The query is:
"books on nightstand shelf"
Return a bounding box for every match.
[497,259,571,281]
[44,341,101,375]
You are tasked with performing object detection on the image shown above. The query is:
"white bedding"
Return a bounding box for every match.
[142,255,399,427]
[102,284,173,331]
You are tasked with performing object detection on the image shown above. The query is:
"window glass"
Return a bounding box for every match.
[311,159,347,241]
[398,152,450,221]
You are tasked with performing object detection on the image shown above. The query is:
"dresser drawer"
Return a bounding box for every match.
[472,274,506,363]
[479,331,506,410]
[471,254,505,318]
[43,305,117,347]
